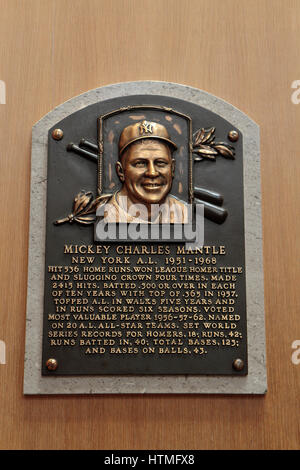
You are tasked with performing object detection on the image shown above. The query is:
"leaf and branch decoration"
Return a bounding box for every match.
[192,127,235,161]
[54,127,236,228]
[54,190,112,226]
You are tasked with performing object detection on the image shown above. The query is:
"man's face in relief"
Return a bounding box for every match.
[116,139,175,205]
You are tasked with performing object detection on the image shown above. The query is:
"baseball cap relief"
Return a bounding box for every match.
[118,120,177,156]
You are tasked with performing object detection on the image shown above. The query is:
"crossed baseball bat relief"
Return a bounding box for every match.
[56,126,236,227]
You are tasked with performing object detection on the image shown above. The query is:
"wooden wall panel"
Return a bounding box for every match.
[0,0,299,449]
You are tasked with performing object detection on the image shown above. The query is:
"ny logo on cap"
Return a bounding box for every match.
[139,120,153,135]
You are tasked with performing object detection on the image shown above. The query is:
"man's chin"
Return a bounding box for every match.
[137,194,168,205]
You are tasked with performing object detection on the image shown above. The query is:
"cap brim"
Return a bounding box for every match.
[119,136,177,155]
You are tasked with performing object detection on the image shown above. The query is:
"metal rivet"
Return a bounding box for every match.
[52,128,64,140]
[46,358,58,371]
[228,130,239,142]
[233,358,244,371]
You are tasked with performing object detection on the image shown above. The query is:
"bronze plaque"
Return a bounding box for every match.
[41,94,248,376]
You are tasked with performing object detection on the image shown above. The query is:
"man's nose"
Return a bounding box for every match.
[145,161,159,177]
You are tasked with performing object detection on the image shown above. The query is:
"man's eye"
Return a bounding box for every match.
[133,161,146,167]
[156,160,167,167]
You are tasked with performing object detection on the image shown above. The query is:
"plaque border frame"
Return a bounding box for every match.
[24,81,267,394]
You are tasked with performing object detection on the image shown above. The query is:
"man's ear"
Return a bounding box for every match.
[171,158,175,177]
[116,161,125,182]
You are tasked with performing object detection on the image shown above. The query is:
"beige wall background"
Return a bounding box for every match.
[0,0,299,449]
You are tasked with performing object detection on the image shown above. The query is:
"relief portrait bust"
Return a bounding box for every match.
[99,120,188,223]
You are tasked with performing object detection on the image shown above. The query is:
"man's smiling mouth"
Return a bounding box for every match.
[142,182,164,190]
